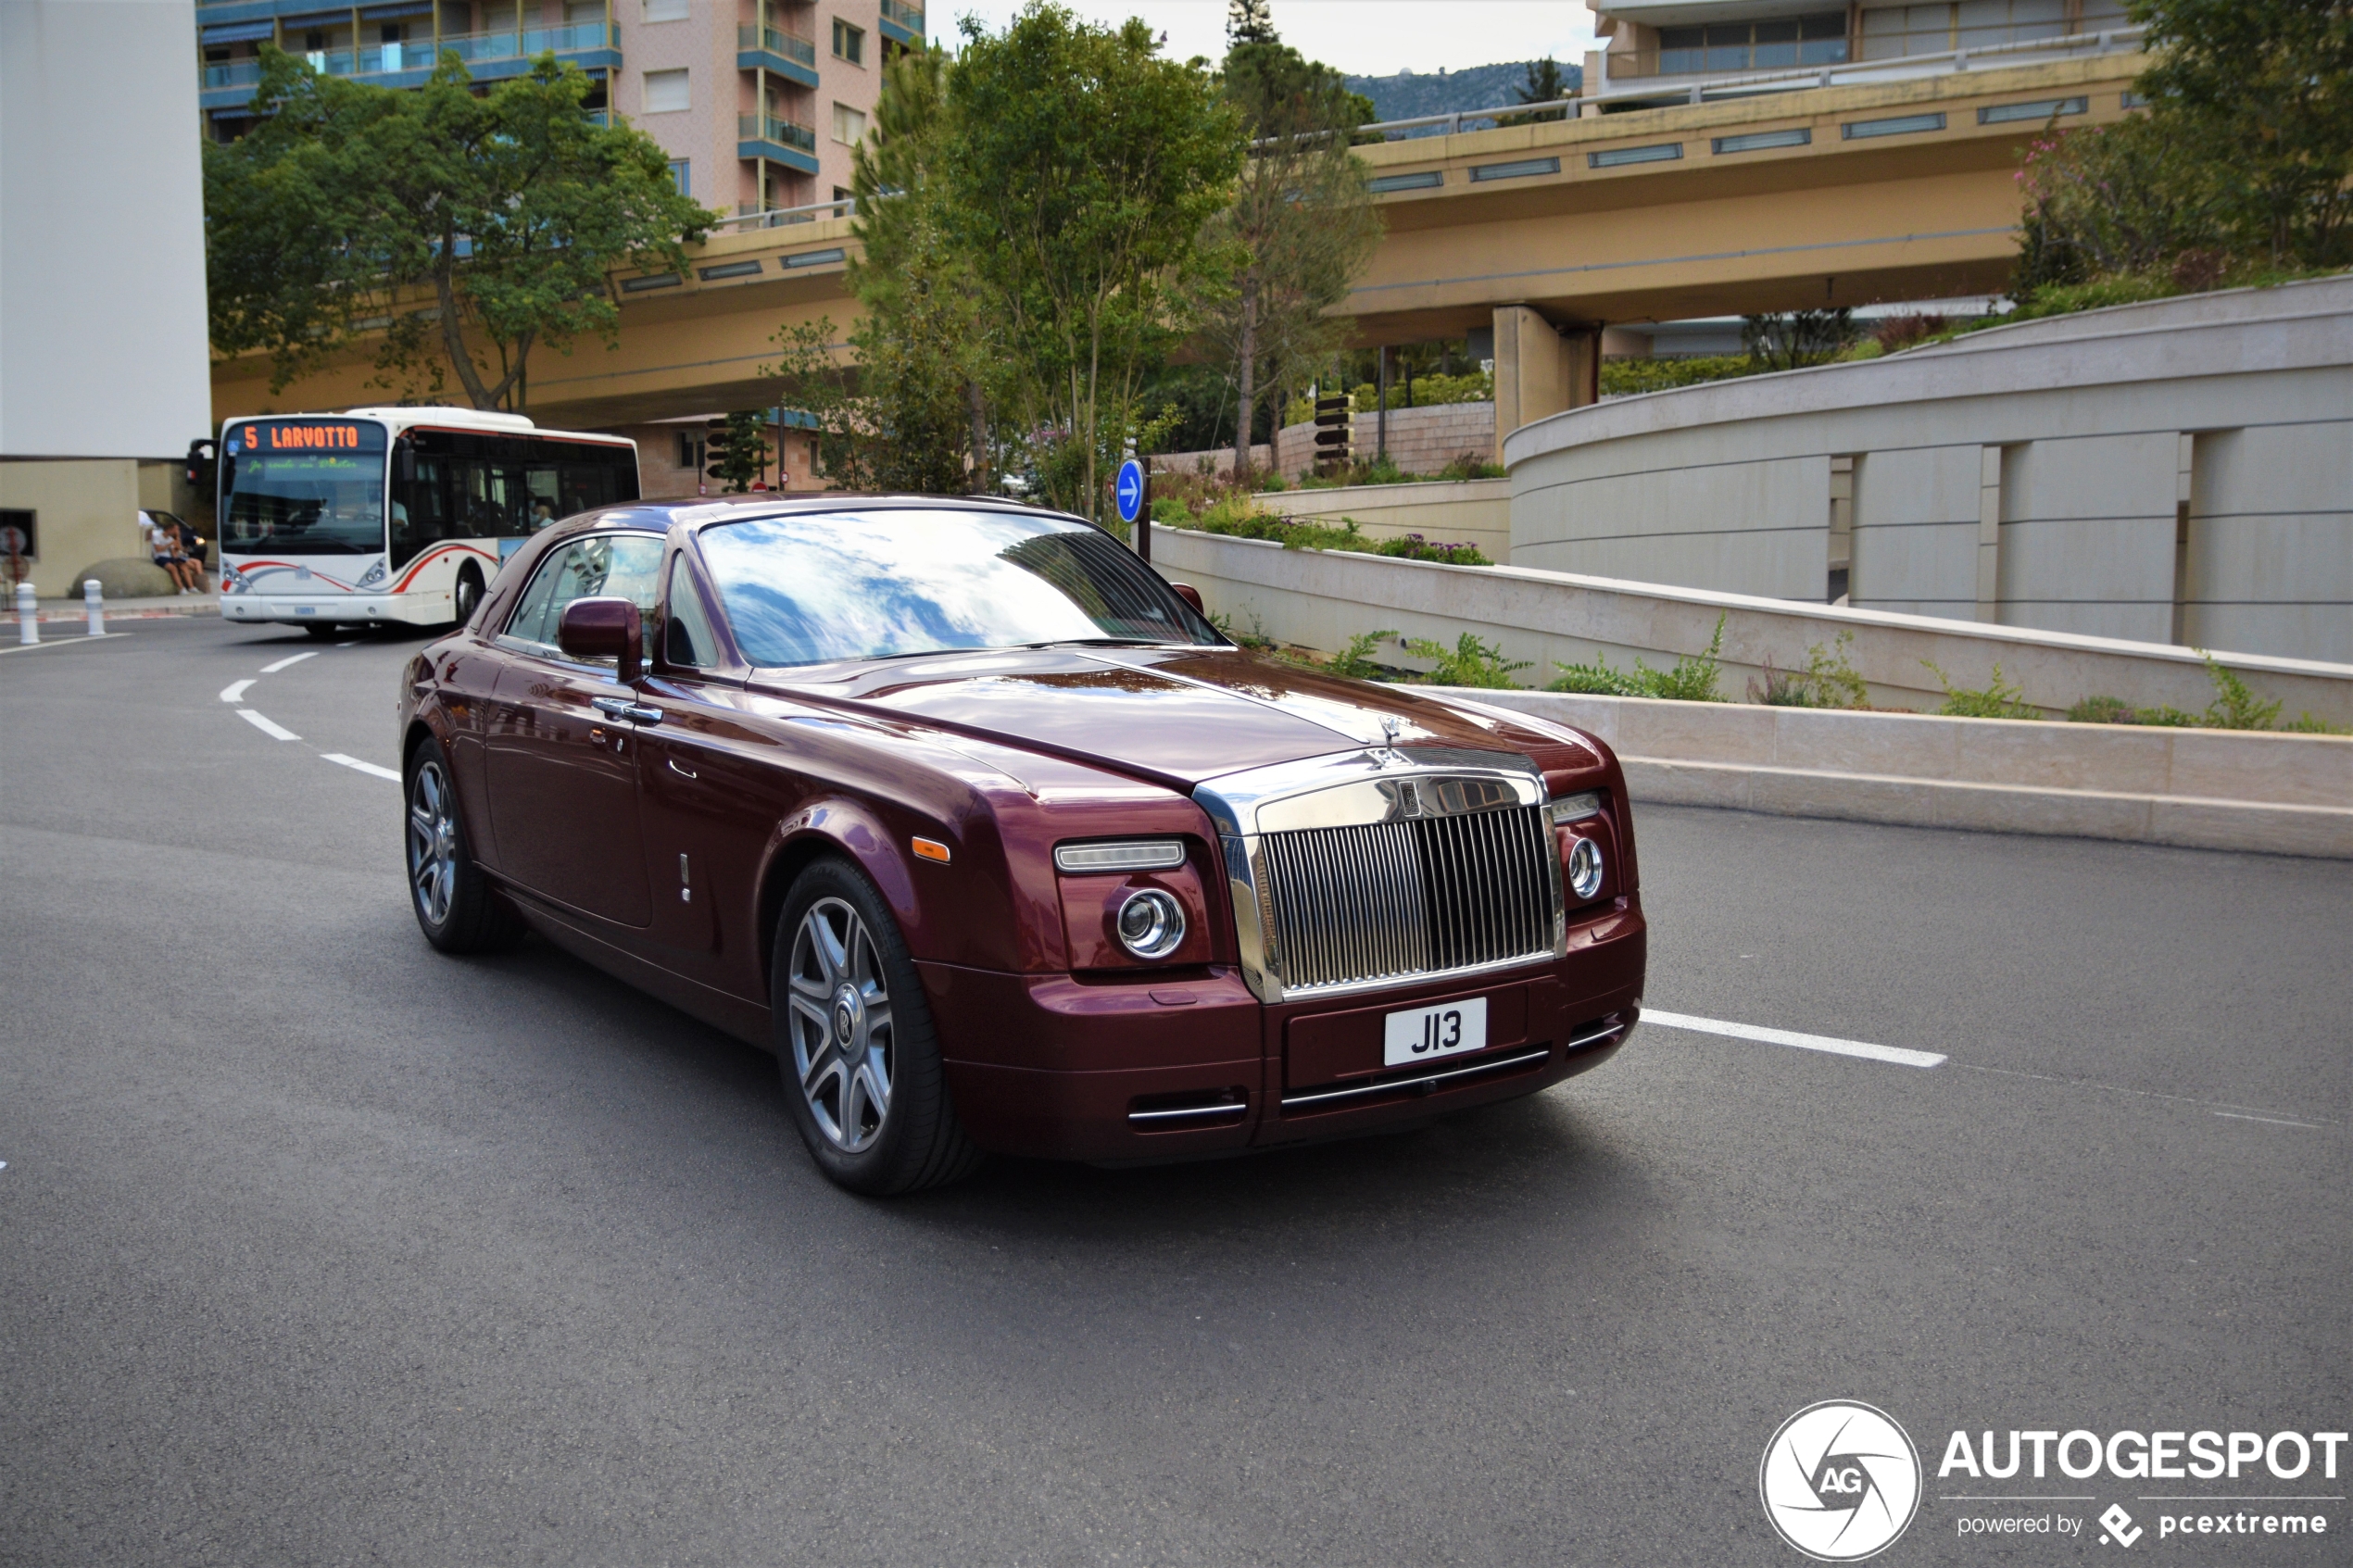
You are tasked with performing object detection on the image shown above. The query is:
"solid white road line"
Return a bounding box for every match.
[219,679,255,703]
[2211,1110,2322,1130]
[0,633,128,656]
[259,650,319,674]
[236,709,301,741]
[1641,1009,1948,1069]
[321,753,401,782]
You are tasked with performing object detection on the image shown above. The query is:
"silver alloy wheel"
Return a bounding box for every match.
[407,759,459,928]
[785,896,895,1153]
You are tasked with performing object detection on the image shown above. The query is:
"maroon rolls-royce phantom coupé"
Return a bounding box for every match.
[397,496,1645,1192]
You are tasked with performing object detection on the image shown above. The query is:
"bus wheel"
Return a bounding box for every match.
[453,566,484,627]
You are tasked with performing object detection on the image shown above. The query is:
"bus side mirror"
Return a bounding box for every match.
[558,596,642,682]
[393,443,416,484]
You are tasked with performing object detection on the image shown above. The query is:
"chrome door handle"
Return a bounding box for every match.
[668,757,698,780]
[590,697,664,724]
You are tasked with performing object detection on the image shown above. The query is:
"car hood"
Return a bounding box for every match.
[757,646,1597,789]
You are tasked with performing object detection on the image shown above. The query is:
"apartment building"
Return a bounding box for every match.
[1585,0,2134,107]
[195,1,925,220]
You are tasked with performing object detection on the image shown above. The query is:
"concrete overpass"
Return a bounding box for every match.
[208,49,2144,439]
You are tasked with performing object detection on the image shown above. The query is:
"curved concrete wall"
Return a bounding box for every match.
[1504,278,2353,664]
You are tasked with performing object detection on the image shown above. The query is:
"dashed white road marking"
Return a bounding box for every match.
[2212,1110,2322,1130]
[1641,1009,1947,1069]
[236,709,301,741]
[219,679,255,703]
[321,753,400,782]
[259,650,319,674]
[0,633,128,655]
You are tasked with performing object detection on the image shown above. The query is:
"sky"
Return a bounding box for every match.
[937,2,1602,78]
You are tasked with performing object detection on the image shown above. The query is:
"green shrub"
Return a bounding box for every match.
[1435,452,1506,481]
[2198,650,2284,732]
[1181,500,1490,564]
[1406,633,1529,689]
[1599,354,1763,398]
[1922,659,2039,720]
[2283,712,2352,735]
[1207,608,1276,652]
[1324,629,1399,680]
[2066,695,2139,725]
[1549,615,1729,702]
[1751,631,1869,709]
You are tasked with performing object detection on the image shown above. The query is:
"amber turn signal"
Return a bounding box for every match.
[912,837,952,864]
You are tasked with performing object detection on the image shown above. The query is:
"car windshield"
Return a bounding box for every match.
[220,420,389,557]
[698,508,1225,667]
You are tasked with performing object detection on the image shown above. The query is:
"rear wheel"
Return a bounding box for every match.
[405,733,523,953]
[773,859,980,1195]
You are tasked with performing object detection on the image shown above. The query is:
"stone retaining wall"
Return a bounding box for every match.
[1154,400,1497,481]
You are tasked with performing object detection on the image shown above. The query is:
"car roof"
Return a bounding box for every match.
[553,493,1096,540]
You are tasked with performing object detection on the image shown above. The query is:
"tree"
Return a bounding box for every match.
[204,48,713,408]
[1228,0,1277,48]
[1505,56,1571,124]
[1206,38,1379,479]
[2127,0,2353,266]
[936,6,1243,519]
[707,411,769,494]
[1742,309,1855,369]
[841,44,1003,492]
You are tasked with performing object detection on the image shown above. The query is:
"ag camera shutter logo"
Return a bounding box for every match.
[1761,1400,1923,1561]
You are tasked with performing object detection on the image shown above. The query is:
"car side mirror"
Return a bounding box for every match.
[557,596,643,682]
[1169,582,1204,614]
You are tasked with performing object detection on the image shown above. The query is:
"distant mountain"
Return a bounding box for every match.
[1347,60,1583,127]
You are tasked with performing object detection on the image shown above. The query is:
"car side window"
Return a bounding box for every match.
[663,554,721,669]
[502,533,664,656]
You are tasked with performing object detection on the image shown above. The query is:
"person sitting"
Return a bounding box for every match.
[148,516,202,595]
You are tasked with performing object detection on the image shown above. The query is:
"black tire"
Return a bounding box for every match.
[404,733,524,954]
[773,858,981,1195]
[452,566,485,629]
[302,622,342,639]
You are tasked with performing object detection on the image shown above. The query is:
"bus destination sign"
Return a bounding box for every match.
[236,420,380,453]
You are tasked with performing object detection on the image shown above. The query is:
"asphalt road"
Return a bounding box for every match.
[4,617,2347,1568]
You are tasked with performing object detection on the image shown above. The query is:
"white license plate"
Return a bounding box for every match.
[1383,996,1489,1068]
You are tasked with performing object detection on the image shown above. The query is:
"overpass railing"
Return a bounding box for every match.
[1587,24,2147,108]
[719,197,859,231]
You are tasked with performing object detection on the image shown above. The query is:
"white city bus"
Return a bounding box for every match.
[214,407,638,636]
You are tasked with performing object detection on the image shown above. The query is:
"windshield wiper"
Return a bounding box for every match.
[1009,637,1174,649]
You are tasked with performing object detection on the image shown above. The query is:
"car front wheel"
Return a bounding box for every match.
[774,858,980,1195]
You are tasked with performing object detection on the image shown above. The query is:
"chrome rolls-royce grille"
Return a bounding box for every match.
[1259,803,1557,991]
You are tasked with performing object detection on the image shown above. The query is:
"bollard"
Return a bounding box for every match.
[84,579,106,637]
[15,581,36,646]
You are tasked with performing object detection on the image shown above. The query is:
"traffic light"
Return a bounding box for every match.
[185,438,217,492]
[703,417,731,480]
[1312,395,1351,475]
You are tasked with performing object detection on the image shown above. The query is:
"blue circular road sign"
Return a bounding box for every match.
[1114,458,1146,525]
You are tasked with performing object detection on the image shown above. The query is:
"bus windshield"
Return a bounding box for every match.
[221,420,387,557]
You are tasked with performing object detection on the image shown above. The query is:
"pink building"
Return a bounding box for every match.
[197,1,922,220]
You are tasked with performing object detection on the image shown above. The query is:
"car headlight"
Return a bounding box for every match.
[1115,888,1186,959]
[1056,840,1185,873]
[1548,791,1602,824]
[359,559,386,588]
[1566,836,1605,902]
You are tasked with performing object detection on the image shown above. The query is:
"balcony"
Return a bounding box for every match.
[737,23,820,87]
[878,0,924,47]
[197,23,621,111]
[738,112,820,174]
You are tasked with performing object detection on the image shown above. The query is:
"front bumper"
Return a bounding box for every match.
[222,589,452,627]
[930,895,1646,1163]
